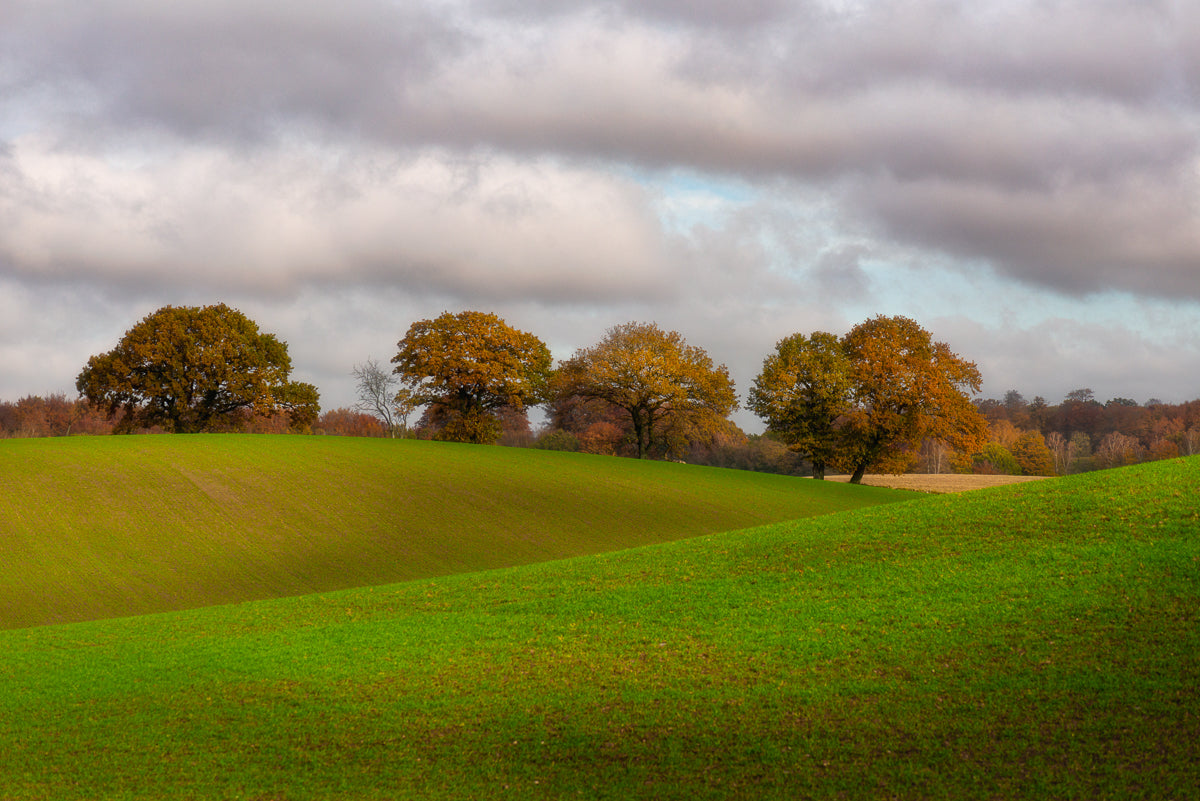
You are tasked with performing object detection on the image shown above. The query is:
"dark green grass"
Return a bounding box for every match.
[0,457,1196,799]
[0,435,909,629]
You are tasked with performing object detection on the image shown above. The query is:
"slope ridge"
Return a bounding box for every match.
[0,434,909,629]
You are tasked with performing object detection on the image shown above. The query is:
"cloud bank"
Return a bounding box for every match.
[1,0,1198,416]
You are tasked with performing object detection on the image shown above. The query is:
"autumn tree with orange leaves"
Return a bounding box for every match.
[391,311,552,444]
[838,315,988,482]
[555,322,737,459]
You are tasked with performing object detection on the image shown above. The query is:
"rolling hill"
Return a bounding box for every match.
[0,454,1195,798]
[0,434,910,629]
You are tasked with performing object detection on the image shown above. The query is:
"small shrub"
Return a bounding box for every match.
[970,443,1020,475]
[533,429,580,452]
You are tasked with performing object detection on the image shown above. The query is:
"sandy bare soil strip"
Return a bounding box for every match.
[822,474,1049,493]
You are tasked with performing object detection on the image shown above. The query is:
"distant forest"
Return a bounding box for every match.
[3,388,1197,478]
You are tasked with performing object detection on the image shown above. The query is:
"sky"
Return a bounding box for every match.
[2,0,1198,433]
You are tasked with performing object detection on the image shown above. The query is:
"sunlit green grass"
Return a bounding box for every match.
[0,456,1195,799]
[0,435,909,629]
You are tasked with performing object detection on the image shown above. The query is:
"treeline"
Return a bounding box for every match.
[8,388,1196,479]
[969,389,1200,475]
[0,394,113,438]
[308,402,811,475]
[516,388,1200,478]
[7,302,1198,481]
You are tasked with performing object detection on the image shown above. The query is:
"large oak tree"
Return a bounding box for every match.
[76,303,319,433]
[839,315,988,482]
[556,322,737,459]
[391,310,552,444]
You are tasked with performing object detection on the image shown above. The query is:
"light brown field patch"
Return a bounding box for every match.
[823,473,1049,493]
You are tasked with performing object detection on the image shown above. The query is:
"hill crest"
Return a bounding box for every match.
[0,434,910,629]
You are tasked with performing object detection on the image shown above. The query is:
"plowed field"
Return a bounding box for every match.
[825,473,1049,493]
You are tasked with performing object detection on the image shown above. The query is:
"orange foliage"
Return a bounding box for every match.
[317,408,389,437]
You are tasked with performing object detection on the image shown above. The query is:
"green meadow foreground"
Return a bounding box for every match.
[0,435,908,630]
[0,441,1196,798]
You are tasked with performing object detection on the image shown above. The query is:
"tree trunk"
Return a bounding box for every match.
[812,460,826,480]
[849,462,868,484]
[630,407,648,459]
[644,410,655,459]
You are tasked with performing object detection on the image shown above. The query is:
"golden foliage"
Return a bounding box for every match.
[557,322,737,459]
[838,315,988,481]
[392,310,552,444]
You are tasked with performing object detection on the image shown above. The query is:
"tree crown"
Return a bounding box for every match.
[391,310,552,443]
[557,321,737,458]
[393,310,552,411]
[76,303,314,433]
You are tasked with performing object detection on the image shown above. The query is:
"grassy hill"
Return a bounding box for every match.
[0,434,909,629]
[0,454,1195,799]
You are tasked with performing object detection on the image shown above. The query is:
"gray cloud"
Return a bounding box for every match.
[0,142,679,302]
[479,0,795,29]
[2,0,1199,415]
[1,0,461,146]
[775,1,1187,101]
[861,171,1200,297]
[949,311,1200,408]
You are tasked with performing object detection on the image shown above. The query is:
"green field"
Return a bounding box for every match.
[0,435,909,630]
[0,440,1196,799]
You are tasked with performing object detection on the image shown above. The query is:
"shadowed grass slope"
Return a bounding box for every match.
[0,457,1195,799]
[0,435,909,629]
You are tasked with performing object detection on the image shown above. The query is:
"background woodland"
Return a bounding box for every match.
[4,386,1197,478]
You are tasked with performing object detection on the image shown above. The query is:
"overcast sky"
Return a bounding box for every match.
[2,0,1198,432]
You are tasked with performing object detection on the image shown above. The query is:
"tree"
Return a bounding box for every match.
[76,303,318,433]
[988,419,1021,449]
[1095,431,1142,469]
[1068,432,1095,473]
[0,394,114,437]
[748,331,852,479]
[838,315,988,483]
[1046,431,1070,475]
[971,443,1020,475]
[1027,396,1049,433]
[352,357,409,437]
[391,311,552,445]
[276,379,321,433]
[1003,389,1029,426]
[1183,424,1200,457]
[556,322,737,459]
[918,437,952,474]
[1056,388,1104,440]
[1010,430,1055,476]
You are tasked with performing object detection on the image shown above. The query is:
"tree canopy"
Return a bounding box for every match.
[750,315,988,482]
[556,321,737,459]
[748,331,852,479]
[76,303,319,433]
[839,315,987,482]
[391,310,552,444]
